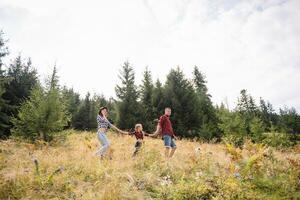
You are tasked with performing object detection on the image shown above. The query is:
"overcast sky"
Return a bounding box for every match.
[0,0,299,111]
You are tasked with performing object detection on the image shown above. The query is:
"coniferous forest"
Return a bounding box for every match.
[1,30,299,147]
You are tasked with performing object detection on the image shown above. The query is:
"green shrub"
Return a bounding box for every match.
[262,132,292,148]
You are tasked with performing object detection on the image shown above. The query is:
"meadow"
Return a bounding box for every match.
[0,130,299,200]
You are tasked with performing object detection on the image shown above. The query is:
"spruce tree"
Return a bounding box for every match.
[0,30,9,69]
[163,67,201,137]
[0,77,10,138]
[1,55,38,136]
[115,61,139,129]
[279,107,300,143]
[152,79,165,117]
[193,66,208,96]
[11,67,69,141]
[4,55,38,108]
[140,67,156,131]
[193,66,219,140]
[0,30,10,138]
[61,86,81,128]
[259,97,277,132]
[236,89,264,140]
[217,106,248,146]
[73,93,92,130]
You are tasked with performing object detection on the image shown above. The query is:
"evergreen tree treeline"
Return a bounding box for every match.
[0,30,299,145]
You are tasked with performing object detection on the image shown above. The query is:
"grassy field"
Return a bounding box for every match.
[0,130,299,200]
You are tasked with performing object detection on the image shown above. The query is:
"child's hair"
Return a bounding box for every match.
[135,124,143,132]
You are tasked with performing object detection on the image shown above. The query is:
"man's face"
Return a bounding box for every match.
[165,108,172,116]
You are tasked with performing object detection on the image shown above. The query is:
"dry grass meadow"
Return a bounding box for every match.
[0,130,299,200]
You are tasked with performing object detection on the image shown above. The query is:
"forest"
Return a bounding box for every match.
[0,30,300,147]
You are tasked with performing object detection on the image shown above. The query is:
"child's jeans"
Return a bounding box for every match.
[133,140,143,156]
[96,132,110,156]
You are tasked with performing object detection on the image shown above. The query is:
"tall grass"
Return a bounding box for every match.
[0,130,299,199]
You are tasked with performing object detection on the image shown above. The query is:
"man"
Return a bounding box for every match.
[150,107,177,158]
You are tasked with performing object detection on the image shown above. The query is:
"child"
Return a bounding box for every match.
[130,124,149,157]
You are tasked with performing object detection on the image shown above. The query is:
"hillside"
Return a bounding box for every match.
[0,130,299,200]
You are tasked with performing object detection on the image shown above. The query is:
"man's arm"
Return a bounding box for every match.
[173,134,178,140]
[148,122,162,137]
[142,131,148,137]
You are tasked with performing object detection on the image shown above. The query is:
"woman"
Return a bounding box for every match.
[95,106,127,159]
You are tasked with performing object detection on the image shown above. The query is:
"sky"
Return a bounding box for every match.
[0,0,300,111]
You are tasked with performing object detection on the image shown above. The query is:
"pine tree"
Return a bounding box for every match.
[11,84,44,140]
[236,89,265,141]
[153,79,165,117]
[61,86,81,128]
[192,66,219,140]
[237,89,259,116]
[217,106,248,146]
[140,67,156,131]
[73,93,93,130]
[1,55,38,136]
[279,107,300,143]
[0,30,9,69]
[259,97,277,132]
[237,90,255,133]
[249,116,265,142]
[0,30,10,138]
[0,78,10,138]
[193,66,208,96]
[163,67,201,137]
[11,67,69,141]
[4,55,38,108]
[115,61,139,129]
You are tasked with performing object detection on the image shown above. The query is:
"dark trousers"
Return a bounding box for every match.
[133,140,143,156]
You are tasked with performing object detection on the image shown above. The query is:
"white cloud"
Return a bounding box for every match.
[0,0,299,111]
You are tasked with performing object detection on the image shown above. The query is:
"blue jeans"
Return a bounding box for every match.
[163,135,176,148]
[96,132,110,156]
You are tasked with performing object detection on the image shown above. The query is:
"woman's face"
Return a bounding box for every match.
[101,109,108,117]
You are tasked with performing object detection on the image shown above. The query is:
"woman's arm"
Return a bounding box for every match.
[104,116,128,134]
[110,124,128,134]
